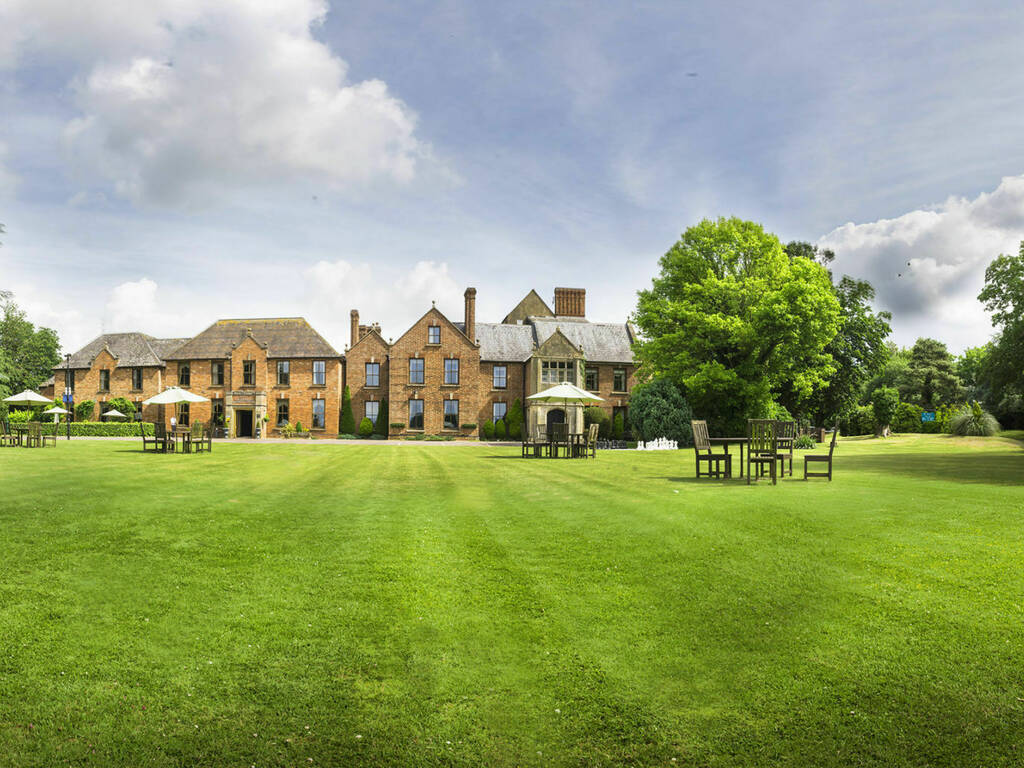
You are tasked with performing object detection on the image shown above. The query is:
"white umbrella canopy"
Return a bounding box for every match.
[526,382,603,404]
[103,409,127,419]
[42,406,69,415]
[3,389,53,406]
[143,387,210,406]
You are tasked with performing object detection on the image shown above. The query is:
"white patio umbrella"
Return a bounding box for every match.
[42,405,69,424]
[527,382,604,438]
[526,382,604,405]
[4,389,53,407]
[142,387,210,434]
[103,408,127,420]
[142,387,210,406]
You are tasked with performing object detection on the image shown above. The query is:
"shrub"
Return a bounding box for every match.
[106,397,137,416]
[840,404,875,435]
[495,419,507,439]
[612,412,624,439]
[75,400,96,421]
[482,420,495,439]
[340,386,356,435]
[358,417,374,437]
[950,401,1000,436]
[374,399,389,436]
[892,401,923,433]
[506,399,523,440]
[936,403,964,433]
[629,378,692,446]
[793,434,817,449]
[294,421,304,433]
[871,387,899,434]
[389,422,405,430]
[461,423,477,430]
[583,406,611,439]
[764,402,793,421]
[27,421,157,437]
[337,433,359,440]
[8,410,33,423]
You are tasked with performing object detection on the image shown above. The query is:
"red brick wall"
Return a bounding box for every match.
[64,348,166,422]
[478,361,527,427]
[388,308,481,437]
[343,331,390,434]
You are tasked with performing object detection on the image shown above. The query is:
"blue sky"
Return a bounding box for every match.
[2,0,1024,354]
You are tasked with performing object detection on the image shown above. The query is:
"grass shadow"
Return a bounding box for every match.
[841,451,1023,485]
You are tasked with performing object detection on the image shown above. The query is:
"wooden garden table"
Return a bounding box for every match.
[707,436,747,478]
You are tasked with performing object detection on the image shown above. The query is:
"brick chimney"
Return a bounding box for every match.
[464,287,477,342]
[554,287,586,317]
[350,309,359,348]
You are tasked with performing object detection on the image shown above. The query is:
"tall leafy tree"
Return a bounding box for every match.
[0,295,61,395]
[956,344,992,402]
[782,242,892,423]
[978,242,1024,427]
[896,338,962,408]
[633,218,841,433]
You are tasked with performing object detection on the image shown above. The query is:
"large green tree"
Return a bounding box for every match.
[781,242,892,423]
[977,241,1024,427]
[897,338,963,409]
[633,218,841,433]
[0,294,61,401]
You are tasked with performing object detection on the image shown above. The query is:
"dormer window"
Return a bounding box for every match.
[428,326,441,344]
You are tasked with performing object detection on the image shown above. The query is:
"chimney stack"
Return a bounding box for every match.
[350,309,359,348]
[464,287,477,342]
[554,287,586,317]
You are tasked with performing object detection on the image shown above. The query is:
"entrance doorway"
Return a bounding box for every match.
[546,408,566,432]
[236,409,254,438]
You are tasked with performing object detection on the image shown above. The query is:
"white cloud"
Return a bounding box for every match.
[301,258,465,348]
[3,0,429,205]
[103,277,183,338]
[818,174,1024,352]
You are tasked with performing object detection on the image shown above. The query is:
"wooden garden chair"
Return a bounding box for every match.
[804,424,839,481]
[548,422,569,458]
[773,420,796,477]
[192,422,212,453]
[583,422,599,458]
[41,421,58,447]
[0,420,16,447]
[25,422,42,448]
[747,419,777,485]
[691,419,732,478]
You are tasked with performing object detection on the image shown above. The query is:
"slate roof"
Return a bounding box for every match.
[55,332,186,370]
[529,317,635,363]
[164,318,340,360]
[458,322,536,362]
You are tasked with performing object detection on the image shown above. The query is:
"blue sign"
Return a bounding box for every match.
[62,393,72,404]
[921,411,936,422]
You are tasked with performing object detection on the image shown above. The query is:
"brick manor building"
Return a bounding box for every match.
[52,287,636,438]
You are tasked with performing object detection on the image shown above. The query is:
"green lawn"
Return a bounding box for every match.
[1,436,1023,767]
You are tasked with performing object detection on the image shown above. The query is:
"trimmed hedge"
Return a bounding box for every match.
[59,421,155,437]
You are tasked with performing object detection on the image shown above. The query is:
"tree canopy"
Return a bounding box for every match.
[781,242,892,424]
[0,294,61,410]
[897,338,962,409]
[633,218,841,432]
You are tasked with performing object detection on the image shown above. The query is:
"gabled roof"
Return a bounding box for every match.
[457,322,535,362]
[395,305,476,348]
[503,289,554,324]
[348,325,390,353]
[529,317,635,364]
[164,318,340,360]
[55,332,186,369]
